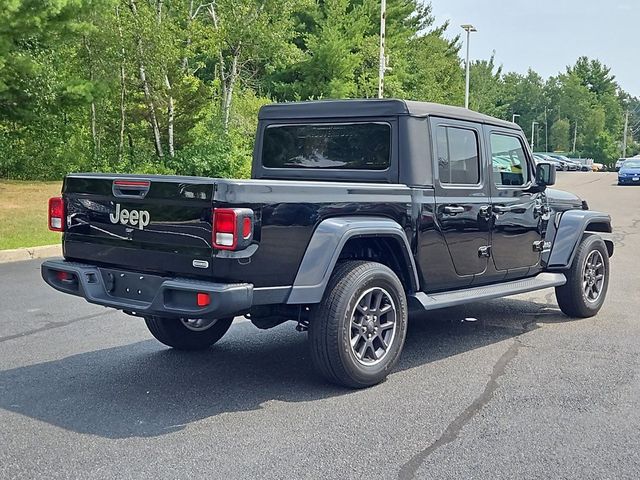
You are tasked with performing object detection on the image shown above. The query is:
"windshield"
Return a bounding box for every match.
[623,160,640,168]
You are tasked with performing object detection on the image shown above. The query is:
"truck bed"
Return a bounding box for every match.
[62,173,414,289]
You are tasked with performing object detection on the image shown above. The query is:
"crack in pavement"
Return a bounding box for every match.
[398,305,551,480]
[398,339,522,479]
[431,178,620,471]
[606,217,639,248]
[0,311,111,343]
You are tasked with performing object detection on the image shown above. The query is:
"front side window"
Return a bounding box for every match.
[436,126,480,185]
[262,122,391,170]
[491,134,529,186]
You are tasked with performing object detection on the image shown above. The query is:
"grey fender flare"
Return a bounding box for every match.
[545,210,613,269]
[286,216,419,304]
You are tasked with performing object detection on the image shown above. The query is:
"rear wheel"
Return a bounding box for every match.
[555,234,609,318]
[308,261,408,388]
[144,316,234,350]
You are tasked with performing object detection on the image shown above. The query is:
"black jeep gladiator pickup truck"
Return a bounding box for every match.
[42,99,614,388]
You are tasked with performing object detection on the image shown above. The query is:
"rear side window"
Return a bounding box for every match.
[436,126,480,185]
[262,123,391,170]
[490,134,529,186]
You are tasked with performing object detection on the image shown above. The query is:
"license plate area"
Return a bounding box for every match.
[99,268,165,303]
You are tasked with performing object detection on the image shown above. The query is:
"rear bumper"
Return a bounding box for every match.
[41,259,253,319]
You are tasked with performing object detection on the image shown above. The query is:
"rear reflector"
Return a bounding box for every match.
[197,292,211,307]
[56,271,73,281]
[48,197,65,232]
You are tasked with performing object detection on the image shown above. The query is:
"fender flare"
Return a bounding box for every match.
[286,216,419,304]
[545,210,613,269]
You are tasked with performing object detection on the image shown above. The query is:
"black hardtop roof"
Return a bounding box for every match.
[258,98,518,130]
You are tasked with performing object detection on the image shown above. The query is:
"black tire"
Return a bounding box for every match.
[555,234,610,318]
[308,260,408,388]
[144,316,234,350]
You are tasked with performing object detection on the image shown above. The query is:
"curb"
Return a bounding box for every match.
[0,244,62,264]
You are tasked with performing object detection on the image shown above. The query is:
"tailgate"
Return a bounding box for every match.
[62,174,215,277]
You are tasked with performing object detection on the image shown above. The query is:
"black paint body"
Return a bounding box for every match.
[53,100,612,315]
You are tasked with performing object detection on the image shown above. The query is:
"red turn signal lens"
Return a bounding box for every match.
[197,292,211,307]
[48,197,65,232]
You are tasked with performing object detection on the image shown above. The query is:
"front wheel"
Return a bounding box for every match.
[555,234,610,318]
[308,261,408,388]
[144,316,234,350]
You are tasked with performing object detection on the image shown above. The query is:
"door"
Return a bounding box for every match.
[486,129,545,272]
[432,119,492,282]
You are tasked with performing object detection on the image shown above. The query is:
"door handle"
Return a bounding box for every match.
[443,206,465,215]
[493,205,513,214]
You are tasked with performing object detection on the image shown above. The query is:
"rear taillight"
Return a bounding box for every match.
[214,209,237,249]
[48,197,65,232]
[212,208,254,250]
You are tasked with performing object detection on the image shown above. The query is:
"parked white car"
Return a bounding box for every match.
[616,156,640,171]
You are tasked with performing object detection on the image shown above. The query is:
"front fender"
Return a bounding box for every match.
[545,210,613,269]
[286,216,418,304]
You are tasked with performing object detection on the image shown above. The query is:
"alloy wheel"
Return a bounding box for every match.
[349,287,397,366]
[180,318,220,332]
[583,250,605,303]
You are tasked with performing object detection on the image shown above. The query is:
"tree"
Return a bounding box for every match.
[402,26,464,105]
[268,0,459,102]
[468,54,506,117]
[0,2,637,179]
[196,0,304,131]
[550,119,571,152]
[502,70,545,121]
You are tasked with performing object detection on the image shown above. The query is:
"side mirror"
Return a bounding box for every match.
[535,162,556,188]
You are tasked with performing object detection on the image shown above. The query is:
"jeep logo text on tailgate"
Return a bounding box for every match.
[109,204,150,230]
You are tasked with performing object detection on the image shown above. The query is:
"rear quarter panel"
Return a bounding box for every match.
[211,180,413,288]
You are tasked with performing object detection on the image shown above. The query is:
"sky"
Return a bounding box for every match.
[428,0,639,97]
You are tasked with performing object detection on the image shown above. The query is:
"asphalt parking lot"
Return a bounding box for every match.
[1,172,639,479]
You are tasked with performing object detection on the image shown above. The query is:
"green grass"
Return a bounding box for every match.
[0,180,63,250]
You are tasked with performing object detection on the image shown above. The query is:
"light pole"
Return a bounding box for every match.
[512,114,520,124]
[531,121,539,151]
[461,24,477,109]
[377,0,387,98]
[544,107,549,152]
[622,110,629,157]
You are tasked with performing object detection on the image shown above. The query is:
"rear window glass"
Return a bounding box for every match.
[436,126,480,185]
[262,123,391,170]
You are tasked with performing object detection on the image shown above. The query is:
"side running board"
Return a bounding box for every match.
[410,272,566,311]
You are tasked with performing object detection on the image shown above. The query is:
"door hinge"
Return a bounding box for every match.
[532,240,545,252]
[478,246,491,258]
